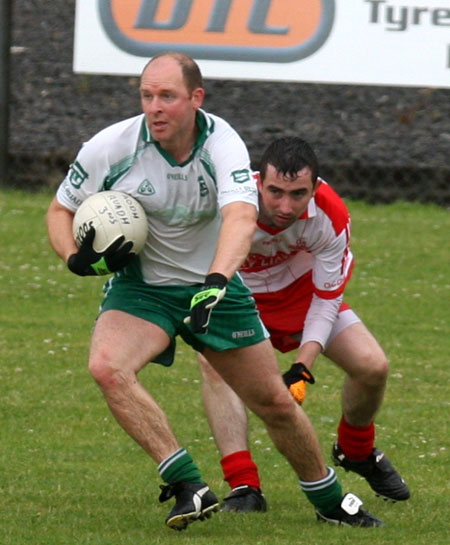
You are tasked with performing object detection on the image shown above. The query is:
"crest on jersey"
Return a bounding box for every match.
[138,179,156,195]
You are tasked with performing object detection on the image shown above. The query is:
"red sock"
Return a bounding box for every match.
[337,417,375,461]
[220,450,261,490]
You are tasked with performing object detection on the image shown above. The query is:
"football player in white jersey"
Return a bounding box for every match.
[46,54,383,531]
[198,136,409,513]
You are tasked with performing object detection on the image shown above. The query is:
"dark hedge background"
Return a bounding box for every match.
[8,0,450,204]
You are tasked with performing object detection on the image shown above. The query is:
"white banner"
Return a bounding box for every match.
[74,0,450,89]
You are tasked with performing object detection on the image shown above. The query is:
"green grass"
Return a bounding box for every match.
[1,189,449,544]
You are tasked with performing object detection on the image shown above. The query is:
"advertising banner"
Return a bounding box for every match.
[74,0,450,88]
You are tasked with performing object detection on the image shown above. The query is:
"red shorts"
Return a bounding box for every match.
[254,271,350,353]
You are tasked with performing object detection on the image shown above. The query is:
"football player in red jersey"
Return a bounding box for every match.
[198,136,410,513]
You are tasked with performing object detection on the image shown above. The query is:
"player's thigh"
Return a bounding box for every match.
[90,309,171,374]
[324,321,387,377]
[204,340,288,408]
[197,351,222,382]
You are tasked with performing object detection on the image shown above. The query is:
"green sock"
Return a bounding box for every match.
[158,448,203,484]
[299,467,343,514]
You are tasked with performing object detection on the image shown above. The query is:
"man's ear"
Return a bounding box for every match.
[192,87,205,109]
[254,171,262,192]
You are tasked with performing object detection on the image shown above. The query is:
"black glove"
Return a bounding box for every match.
[67,226,135,276]
[282,362,315,404]
[184,273,228,334]
[283,362,315,387]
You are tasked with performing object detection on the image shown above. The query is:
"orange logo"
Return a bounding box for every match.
[99,0,335,62]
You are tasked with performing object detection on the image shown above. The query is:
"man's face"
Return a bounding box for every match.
[258,164,316,228]
[140,57,204,149]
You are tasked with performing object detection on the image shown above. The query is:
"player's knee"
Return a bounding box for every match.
[253,387,296,426]
[359,351,389,388]
[88,351,130,390]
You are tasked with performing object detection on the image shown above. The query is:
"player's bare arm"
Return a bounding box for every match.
[46,197,77,262]
[296,340,323,369]
[208,201,258,279]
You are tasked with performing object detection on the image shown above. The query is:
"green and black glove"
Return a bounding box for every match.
[184,273,228,334]
[67,226,135,276]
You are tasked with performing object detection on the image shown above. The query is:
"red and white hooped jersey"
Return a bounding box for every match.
[240,179,354,352]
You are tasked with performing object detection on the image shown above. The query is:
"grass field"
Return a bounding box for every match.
[1,189,449,544]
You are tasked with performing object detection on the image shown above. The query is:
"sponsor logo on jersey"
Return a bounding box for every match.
[231,169,251,184]
[221,186,257,196]
[98,0,335,62]
[323,278,344,289]
[242,238,309,271]
[242,251,293,272]
[63,184,83,206]
[167,173,188,181]
[138,179,156,195]
[68,160,89,188]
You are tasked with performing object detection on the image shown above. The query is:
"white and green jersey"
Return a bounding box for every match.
[56,110,257,285]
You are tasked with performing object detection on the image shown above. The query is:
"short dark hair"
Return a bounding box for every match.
[259,136,319,185]
[143,52,203,94]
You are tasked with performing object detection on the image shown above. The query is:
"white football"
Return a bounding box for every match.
[72,191,148,254]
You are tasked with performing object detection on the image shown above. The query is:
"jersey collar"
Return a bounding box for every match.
[140,109,213,166]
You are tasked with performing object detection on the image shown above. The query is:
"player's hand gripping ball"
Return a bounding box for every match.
[282,362,315,404]
[69,191,148,276]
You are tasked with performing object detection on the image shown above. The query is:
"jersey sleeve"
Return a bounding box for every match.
[302,185,354,348]
[309,183,354,299]
[311,225,353,299]
[55,135,112,212]
[55,116,143,212]
[206,116,258,210]
[301,228,351,349]
[300,294,342,349]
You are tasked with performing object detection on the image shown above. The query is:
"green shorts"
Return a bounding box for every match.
[99,273,269,366]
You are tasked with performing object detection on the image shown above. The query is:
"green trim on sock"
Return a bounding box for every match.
[300,467,343,514]
[158,448,202,484]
